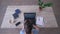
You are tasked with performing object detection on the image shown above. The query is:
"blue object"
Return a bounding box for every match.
[20,29,25,34]
[15,9,21,14]
[32,29,39,34]
[20,29,39,34]
[13,13,19,19]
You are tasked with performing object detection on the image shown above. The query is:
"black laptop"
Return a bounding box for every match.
[24,13,36,25]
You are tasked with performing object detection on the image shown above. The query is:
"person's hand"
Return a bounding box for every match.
[33,25,40,30]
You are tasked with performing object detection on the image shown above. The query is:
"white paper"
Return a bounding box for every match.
[36,16,44,26]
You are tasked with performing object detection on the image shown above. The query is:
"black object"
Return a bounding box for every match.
[15,22,21,26]
[24,13,36,19]
[13,13,19,19]
[24,13,36,25]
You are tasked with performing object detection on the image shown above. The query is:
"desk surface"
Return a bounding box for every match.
[1,5,58,28]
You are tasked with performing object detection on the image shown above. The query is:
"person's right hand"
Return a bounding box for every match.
[33,25,40,30]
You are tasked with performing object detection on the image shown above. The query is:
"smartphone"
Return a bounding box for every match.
[15,22,21,26]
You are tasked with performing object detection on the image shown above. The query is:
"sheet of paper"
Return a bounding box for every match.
[36,16,44,26]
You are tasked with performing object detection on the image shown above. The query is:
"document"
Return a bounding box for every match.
[36,16,44,26]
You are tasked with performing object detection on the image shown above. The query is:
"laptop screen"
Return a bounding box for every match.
[24,13,36,19]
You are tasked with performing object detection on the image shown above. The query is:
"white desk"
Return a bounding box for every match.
[1,5,58,28]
